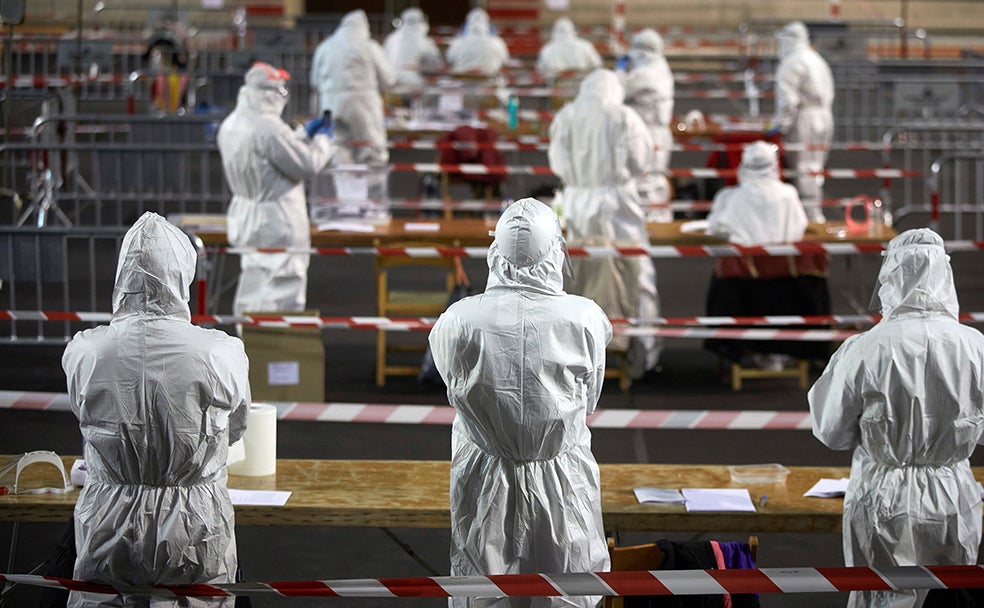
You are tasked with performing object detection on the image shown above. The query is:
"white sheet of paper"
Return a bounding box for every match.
[228,489,292,506]
[335,175,370,202]
[267,361,299,386]
[804,478,850,498]
[404,222,441,232]
[680,220,710,234]
[438,93,464,115]
[634,487,685,504]
[317,221,376,233]
[545,0,569,9]
[681,488,756,512]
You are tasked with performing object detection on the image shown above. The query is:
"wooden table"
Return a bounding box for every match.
[182,217,896,249]
[4,457,977,534]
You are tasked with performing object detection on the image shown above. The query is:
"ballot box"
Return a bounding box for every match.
[309,163,391,225]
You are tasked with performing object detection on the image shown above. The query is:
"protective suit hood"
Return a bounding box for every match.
[339,9,371,41]
[551,17,576,40]
[399,7,427,34]
[875,228,959,320]
[577,69,625,106]
[239,61,290,116]
[777,20,809,58]
[737,141,781,183]
[463,17,491,37]
[629,28,664,66]
[113,211,195,321]
[487,198,570,293]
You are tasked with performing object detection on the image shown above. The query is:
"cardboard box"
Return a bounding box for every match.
[241,311,325,402]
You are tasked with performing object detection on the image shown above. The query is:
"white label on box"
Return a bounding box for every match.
[267,361,300,386]
[438,93,464,115]
[335,175,370,202]
[545,0,569,9]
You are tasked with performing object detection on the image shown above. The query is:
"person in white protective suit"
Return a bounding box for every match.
[310,10,395,198]
[383,7,443,87]
[619,29,675,222]
[809,228,984,608]
[535,17,602,83]
[770,20,834,224]
[706,141,806,245]
[217,62,333,316]
[63,211,251,608]
[445,15,510,76]
[549,69,661,379]
[428,197,611,608]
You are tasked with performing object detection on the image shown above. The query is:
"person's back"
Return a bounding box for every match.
[383,8,443,86]
[536,18,601,81]
[63,212,250,608]
[446,18,509,75]
[311,9,393,102]
[429,198,611,608]
[809,228,984,608]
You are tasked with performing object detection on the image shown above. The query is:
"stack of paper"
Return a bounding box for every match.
[633,487,685,504]
[803,478,850,498]
[681,488,757,512]
[228,489,292,506]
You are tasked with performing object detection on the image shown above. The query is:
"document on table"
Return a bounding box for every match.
[634,487,685,504]
[803,478,850,498]
[681,488,756,512]
[317,221,376,233]
[404,222,441,232]
[228,489,292,506]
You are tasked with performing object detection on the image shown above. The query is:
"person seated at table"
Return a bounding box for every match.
[535,17,602,83]
[549,68,662,380]
[809,228,984,608]
[445,14,510,76]
[704,141,830,370]
[383,7,443,87]
[619,29,675,222]
[62,212,251,608]
[428,198,611,608]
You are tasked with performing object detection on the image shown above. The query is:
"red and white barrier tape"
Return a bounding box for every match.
[0,391,816,429]
[317,197,873,213]
[386,162,919,180]
[4,565,984,598]
[383,138,889,153]
[208,242,911,258]
[0,311,862,340]
[391,83,771,99]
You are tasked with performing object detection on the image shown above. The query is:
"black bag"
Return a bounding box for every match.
[418,283,473,387]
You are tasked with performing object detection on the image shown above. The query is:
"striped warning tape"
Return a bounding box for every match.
[386,162,920,180]
[390,83,773,99]
[0,391,816,429]
[7,311,983,330]
[3,565,984,598]
[382,138,890,153]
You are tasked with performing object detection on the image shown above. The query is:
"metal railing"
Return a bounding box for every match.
[923,151,984,240]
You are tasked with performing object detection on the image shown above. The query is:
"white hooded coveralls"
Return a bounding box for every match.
[310,9,395,195]
[809,228,984,608]
[549,69,661,377]
[706,141,807,246]
[429,198,612,608]
[445,17,510,76]
[535,18,602,83]
[63,212,251,608]
[218,62,333,315]
[773,21,834,223]
[621,29,675,221]
[383,8,443,87]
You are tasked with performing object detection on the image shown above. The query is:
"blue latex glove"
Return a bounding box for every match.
[764,126,781,137]
[305,116,326,138]
[315,121,334,138]
[615,55,631,71]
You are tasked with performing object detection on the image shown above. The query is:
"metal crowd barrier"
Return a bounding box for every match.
[924,151,984,240]
[0,226,126,343]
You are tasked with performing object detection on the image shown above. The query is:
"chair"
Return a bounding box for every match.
[731,359,809,391]
[603,536,759,608]
[375,240,460,386]
[604,349,632,393]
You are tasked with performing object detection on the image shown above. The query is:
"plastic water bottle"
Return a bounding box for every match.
[869,198,892,236]
[507,95,518,130]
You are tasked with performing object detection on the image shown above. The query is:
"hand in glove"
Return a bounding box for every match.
[314,120,334,137]
[615,55,631,71]
[305,116,327,138]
